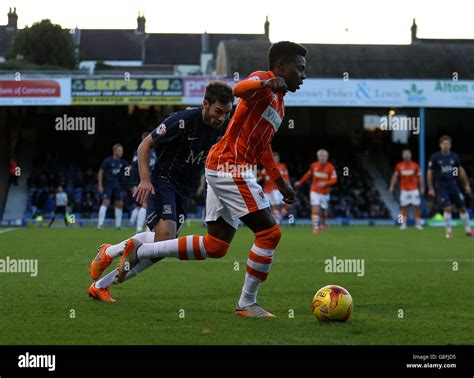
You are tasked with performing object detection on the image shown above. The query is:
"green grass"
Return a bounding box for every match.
[0,225,473,345]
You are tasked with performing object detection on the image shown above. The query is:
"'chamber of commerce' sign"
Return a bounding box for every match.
[0,79,71,105]
[71,78,183,105]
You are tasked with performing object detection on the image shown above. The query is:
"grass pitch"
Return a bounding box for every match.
[0,225,472,345]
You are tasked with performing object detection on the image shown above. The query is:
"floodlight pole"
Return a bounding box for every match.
[419,107,425,176]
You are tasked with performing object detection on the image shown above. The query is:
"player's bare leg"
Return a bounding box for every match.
[114,200,124,229]
[311,205,320,233]
[443,205,453,238]
[320,208,328,232]
[414,205,423,230]
[98,198,110,230]
[458,206,473,236]
[400,206,408,230]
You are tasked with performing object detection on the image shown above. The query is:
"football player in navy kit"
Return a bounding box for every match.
[129,132,157,233]
[427,135,472,238]
[97,144,130,230]
[88,81,234,301]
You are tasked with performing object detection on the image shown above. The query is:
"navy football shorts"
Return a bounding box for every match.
[436,181,465,208]
[102,184,123,202]
[146,178,191,232]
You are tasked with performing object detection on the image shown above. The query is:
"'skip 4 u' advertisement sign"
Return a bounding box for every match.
[71,78,183,105]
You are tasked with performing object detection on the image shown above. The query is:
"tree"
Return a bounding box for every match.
[7,19,76,69]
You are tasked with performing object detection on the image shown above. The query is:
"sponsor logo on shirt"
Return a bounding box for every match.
[313,171,329,179]
[261,105,282,131]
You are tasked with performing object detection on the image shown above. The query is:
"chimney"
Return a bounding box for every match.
[200,31,213,74]
[7,7,18,31]
[136,12,146,34]
[411,18,418,44]
[201,31,210,53]
[264,16,270,40]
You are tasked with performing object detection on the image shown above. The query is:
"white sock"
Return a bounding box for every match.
[98,205,107,227]
[106,231,155,259]
[460,211,472,231]
[130,208,138,225]
[95,258,157,289]
[137,239,180,260]
[115,207,123,228]
[95,269,118,288]
[137,207,147,233]
[238,274,261,308]
[444,211,453,233]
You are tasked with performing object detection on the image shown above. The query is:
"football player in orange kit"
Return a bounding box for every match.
[116,41,307,318]
[389,149,424,230]
[295,150,337,233]
[259,152,290,224]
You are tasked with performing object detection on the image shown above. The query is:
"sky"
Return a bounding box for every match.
[5,0,474,44]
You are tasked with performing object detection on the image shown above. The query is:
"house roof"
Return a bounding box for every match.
[218,40,474,79]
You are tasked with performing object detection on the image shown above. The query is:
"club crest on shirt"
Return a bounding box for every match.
[156,123,167,136]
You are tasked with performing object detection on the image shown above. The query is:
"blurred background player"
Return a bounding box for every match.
[295,149,337,233]
[97,144,130,230]
[389,149,424,230]
[259,152,289,224]
[88,82,233,302]
[427,135,472,238]
[48,185,69,227]
[116,41,306,317]
[129,132,157,233]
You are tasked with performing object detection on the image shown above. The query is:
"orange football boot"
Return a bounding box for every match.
[89,244,113,280]
[88,283,116,302]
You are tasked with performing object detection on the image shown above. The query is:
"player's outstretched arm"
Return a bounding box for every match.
[134,135,155,204]
[388,172,398,193]
[233,77,287,99]
[427,168,435,197]
[459,167,472,194]
[97,168,104,193]
[294,168,312,189]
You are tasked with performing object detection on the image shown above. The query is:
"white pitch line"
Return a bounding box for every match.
[39,257,474,264]
[0,228,15,235]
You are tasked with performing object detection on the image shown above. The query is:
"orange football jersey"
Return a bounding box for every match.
[206,71,285,172]
[299,161,337,194]
[395,161,420,191]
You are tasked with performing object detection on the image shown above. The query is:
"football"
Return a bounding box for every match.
[312,285,353,322]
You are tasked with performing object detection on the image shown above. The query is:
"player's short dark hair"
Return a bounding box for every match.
[204,81,234,105]
[439,135,452,144]
[268,41,307,70]
[112,144,122,151]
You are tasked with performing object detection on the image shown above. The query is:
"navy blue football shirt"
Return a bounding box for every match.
[150,107,228,193]
[428,152,462,183]
[101,156,129,187]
